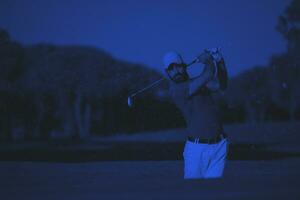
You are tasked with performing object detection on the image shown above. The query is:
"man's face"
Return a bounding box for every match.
[165,63,189,83]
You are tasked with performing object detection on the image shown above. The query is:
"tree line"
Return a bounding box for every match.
[224,0,300,123]
[0,30,169,141]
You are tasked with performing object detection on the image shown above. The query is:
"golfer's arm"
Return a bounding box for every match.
[188,60,215,96]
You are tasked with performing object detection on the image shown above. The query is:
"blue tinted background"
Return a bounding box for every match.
[0,0,290,76]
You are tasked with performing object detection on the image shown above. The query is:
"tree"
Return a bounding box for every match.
[0,28,26,141]
[268,53,300,120]
[21,43,163,139]
[225,66,270,123]
[270,0,300,120]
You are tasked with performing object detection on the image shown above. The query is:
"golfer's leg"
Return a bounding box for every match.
[204,139,228,178]
[183,141,204,179]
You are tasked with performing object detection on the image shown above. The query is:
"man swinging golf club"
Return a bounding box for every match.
[163,49,228,179]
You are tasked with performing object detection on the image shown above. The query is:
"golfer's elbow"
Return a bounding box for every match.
[156,90,171,101]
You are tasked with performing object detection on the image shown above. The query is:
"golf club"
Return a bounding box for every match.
[127,58,198,107]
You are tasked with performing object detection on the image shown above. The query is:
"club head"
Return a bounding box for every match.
[127,96,133,107]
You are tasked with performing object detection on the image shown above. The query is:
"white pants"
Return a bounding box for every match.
[183,138,228,179]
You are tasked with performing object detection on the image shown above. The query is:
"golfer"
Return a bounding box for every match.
[163,50,228,179]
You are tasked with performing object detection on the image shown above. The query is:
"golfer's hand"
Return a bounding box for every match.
[196,52,213,64]
[205,47,223,62]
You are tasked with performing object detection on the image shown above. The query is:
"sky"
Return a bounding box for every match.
[0,0,291,77]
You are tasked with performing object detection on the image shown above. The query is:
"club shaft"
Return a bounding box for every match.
[130,77,165,97]
[129,58,197,97]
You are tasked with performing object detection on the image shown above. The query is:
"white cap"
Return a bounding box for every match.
[163,51,184,68]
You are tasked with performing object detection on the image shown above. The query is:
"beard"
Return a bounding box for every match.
[171,72,189,83]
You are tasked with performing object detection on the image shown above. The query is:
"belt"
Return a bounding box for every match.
[187,133,227,144]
